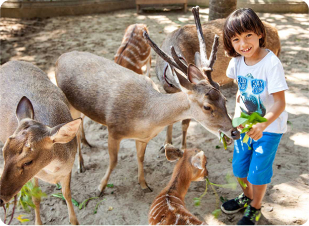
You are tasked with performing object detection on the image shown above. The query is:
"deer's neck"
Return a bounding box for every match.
[151,92,191,127]
[164,161,192,201]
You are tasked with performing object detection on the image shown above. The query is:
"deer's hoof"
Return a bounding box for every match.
[78,164,86,173]
[142,185,153,193]
[96,190,105,197]
[81,139,92,148]
[159,145,165,154]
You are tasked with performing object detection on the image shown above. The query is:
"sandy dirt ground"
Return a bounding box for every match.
[0,7,308,225]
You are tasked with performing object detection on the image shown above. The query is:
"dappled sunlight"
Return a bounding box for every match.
[285,91,309,115]
[290,132,309,148]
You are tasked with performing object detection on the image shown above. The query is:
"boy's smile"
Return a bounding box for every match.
[231,31,264,64]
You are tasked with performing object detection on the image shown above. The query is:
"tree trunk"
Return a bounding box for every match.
[209,0,237,21]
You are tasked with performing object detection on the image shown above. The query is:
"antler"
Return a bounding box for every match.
[143,31,180,71]
[192,6,219,72]
[170,46,188,74]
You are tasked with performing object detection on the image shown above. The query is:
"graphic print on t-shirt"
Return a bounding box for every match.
[237,73,266,117]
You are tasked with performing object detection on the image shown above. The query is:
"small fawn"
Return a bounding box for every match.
[114,24,151,76]
[0,61,81,225]
[148,144,207,225]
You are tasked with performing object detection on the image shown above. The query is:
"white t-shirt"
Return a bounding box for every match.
[226,50,288,134]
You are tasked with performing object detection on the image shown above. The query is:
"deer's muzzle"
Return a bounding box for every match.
[231,128,240,140]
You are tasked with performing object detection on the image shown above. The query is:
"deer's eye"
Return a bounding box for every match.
[24,160,33,166]
[204,106,211,110]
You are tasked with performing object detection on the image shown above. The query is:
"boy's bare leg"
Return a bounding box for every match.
[251,184,267,209]
[238,177,267,209]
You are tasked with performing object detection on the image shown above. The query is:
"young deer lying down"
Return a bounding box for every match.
[0,61,81,225]
[55,24,239,195]
[114,23,151,76]
[149,144,207,225]
[156,6,281,152]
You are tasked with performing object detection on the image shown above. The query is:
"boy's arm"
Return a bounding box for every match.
[247,91,286,140]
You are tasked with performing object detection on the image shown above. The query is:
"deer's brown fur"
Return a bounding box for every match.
[114,24,151,76]
[149,145,207,225]
[55,46,238,195]
[0,61,81,225]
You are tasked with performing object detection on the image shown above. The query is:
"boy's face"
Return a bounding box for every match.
[231,31,262,60]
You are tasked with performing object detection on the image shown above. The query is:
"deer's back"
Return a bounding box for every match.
[56,51,160,128]
[0,61,72,142]
[114,24,151,74]
[149,193,203,225]
[156,19,281,89]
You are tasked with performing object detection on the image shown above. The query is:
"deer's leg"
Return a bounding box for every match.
[136,141,152,192]
[98,136,121,196]
[145,57,151,78]
[81,114,92,148]
[159,124,173,153]
[32,178,42,225]
[60,173,79,225]
[181,119,191,149]
[69,104,85,173]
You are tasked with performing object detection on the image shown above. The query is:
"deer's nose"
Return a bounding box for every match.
[231,128,240,140]
[0,199,4,207]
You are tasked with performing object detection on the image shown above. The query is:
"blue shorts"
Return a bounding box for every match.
[233,132,283,185]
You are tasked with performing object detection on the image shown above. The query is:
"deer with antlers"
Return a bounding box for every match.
[55,6,239,194]
[0,61,81,225]
[156,6,281,151]
[114,23,152,76]
[148,144,207,225]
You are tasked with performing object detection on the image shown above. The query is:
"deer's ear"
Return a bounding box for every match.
[165,144,184,162]
[50,118,82,144]
[16,96,34,122]
[187,64,205,84]
[191,151,204,169]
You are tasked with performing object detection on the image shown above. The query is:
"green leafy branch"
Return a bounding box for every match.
[232,112,267,150]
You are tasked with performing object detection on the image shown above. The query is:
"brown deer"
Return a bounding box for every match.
[55,15,239,194]
[0,61,82,225]
[155,6,281,152]
[148,144,207,225]
[114,24,151,77]
[74,24,152,173]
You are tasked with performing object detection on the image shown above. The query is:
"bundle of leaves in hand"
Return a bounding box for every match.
[232,112,267,150]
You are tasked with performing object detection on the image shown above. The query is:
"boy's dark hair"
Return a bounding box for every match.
[223,8,267,57]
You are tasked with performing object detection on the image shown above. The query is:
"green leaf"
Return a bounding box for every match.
[232,117,248,127]
[52,193,79,206]
[237,178,248,189]
[72,198,79,207]
[94,199,105,214]
[56,183,62,190]
[79,197,99,210]
[16,215,30,223]
[212,209,221,218]
[220,196,228,203]
[243,134,250,144]
[228,157,233,163]
[193,197,201,206]
[106,184,114,188]
[215,145,220,149]
[240,112,250,118]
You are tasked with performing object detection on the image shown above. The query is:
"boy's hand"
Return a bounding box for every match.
[246,123,266,141]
